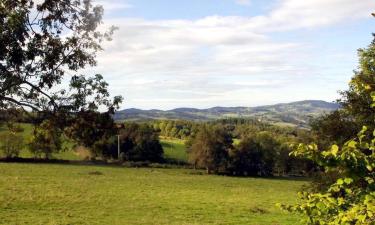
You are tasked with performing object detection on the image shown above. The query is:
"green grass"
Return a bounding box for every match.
[0,123,81,160]
[161,138,188,163]
[0,163,305,225]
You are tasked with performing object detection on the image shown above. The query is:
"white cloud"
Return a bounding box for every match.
[235,0,251,6]
[90,0,375,109]
[248,0,375,31]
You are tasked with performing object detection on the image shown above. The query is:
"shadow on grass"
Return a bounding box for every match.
[0,157,310,182]
[0,157,193,170]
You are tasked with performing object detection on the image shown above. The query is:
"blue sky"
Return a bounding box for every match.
[90,0,375,110]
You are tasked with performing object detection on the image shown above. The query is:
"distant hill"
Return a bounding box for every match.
[114,100,340,127]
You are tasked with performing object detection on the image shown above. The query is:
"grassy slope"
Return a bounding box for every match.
[0,123,81,160]
[0,163,305,225]
[161,138,188,163]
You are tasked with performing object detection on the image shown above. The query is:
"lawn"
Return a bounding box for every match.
[0,163,305,225]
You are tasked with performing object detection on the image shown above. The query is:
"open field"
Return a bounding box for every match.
[0,163,305,225]
[160,138,188,163]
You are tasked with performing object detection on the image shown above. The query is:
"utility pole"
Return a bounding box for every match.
[117,134,120,160]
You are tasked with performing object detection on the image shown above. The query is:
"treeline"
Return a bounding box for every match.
[150,120,200,139]
[1,108,316,176]
[149,118,310,140]
[186,123,313,176]
[149,118,315,176]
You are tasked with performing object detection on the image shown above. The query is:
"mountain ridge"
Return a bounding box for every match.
[114,100,340,127]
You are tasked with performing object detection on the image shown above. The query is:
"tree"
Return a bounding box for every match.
[0,0,122,116]
[0,131,24,158]
[228,132,277,176]
[312,34,375,145]
[107,123,164,162]
[64,111,116,158]
[188,125,232,174]
[339,36,375,131]
[281,127,375,224]
[28,119,63,159]
[281,30,375,225]
[310,107,360,148]
[0,121,25,158]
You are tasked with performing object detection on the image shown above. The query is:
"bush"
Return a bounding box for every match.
[28,120,63,159]
[0,131,24,158]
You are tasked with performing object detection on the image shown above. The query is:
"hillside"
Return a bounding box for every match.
[114,100,340,127]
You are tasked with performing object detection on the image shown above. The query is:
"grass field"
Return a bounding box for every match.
[0,163,305,225]
[160,138,188,163]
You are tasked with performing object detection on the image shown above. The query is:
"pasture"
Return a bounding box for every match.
[0,163,305,225]
[160,138,188,163]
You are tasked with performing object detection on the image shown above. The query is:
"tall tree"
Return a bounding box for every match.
[0,0,122,114]
[281,27,375,225]
[188,125,232,174]
[312,33,375,145]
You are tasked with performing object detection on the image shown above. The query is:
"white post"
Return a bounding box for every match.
[117,135,120,160]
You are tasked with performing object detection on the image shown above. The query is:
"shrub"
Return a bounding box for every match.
[281,127,375,224]
[28,120,63,159]
[0,131,24,158]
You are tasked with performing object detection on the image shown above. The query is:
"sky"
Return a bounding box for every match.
[89,0,375,110]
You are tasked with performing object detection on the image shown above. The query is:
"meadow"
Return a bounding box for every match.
[160,138,188,164]
[0,163,305,225]
[0,125,306,224]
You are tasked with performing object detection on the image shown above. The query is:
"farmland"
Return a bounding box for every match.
[0,125,307,224]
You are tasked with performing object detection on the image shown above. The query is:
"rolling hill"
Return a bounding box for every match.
[114,100,340,127]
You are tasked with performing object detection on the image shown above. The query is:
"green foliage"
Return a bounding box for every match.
[111,123,164,162]
[0,131,23,158]
[28,120,63,159]
[281,33,375,225]
[229,132,277,176]
[314,34,375,147]
[151,120,200,139]
[188,125,232,173]
[310,110,359,148]
[0,0,122,113]
[228,132,312,177]
[281,127,375,224]
[65,111,116,158]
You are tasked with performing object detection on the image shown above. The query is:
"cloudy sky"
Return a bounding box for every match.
[90,0,375,110]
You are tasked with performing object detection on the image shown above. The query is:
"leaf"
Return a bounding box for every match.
[344,178,353,184]
[348,141,357,148]
[331,145,339,156]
